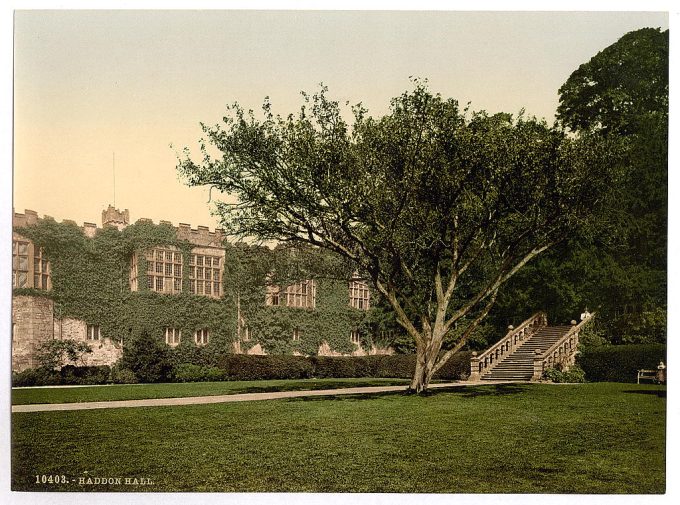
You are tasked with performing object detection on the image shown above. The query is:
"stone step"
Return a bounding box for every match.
[481,374,532,381]
[478,324,575,380]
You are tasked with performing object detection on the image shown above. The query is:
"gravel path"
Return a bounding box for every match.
[12,380,524,413]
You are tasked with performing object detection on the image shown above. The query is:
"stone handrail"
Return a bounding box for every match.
[531,312,595,381]
[469,311,548,380]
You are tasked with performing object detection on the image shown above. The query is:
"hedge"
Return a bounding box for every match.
[215,352,471,382]
[577,344,666,383]
[12,352,472,386]
[216,355,314,381]
[12,365,112,387]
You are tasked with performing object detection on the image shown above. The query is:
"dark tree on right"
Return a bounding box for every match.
[495,27,668,344]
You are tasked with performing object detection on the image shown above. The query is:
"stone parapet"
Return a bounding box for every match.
[13,207,226,248]
[176,222,226,248]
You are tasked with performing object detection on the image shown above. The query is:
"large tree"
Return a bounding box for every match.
[557,27,668,136]
[545,27,668,342]
[178,83,620,392]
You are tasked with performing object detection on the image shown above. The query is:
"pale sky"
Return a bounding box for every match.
[12,10,670,230]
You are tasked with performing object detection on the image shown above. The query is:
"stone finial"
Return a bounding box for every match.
[508,325,514,330]
[571,320,577,325]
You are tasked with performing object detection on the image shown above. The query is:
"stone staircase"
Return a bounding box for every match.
[480,325,573,381]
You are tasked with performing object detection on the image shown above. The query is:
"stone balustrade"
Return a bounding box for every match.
[531,312,595,380]
[469,311,547,380]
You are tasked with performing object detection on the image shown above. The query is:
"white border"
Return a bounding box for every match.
[2,2,677,505]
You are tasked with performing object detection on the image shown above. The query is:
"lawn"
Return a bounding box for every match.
[12,382,665,493]
[11,377,411,405]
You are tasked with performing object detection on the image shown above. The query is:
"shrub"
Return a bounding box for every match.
[371,355,416,378]
[212,353,470,381]
[35,339,92,369]
[118,330,173,383]
[433,351,472,380]
[577,344,666,383]
[542,365,586,383]
[311,356,364,378]
[12,367,60,387]
[59,365,111,385]
[172,363,227,382]
[13,352,471,386]
[217,355,314,381]
[109,365,139,384]
[12,365,112,386]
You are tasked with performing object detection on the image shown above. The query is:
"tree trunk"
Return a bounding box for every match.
[408,338,438,393]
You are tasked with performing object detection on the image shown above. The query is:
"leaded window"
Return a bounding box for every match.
[194,328,209,345]
[349,275,370,310]
[188,253,222,298]
[144,247,183,294]
[87,324,101,341]
[165,327,181,346]
[350,330,361,345]
[12,239,50,289]
[266,280,316,309]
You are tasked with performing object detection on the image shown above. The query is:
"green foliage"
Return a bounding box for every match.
[615,307,666,345]
[557,28,668,135]
[496,28,668,343]
[172,364,227,382]
[35,339,92,369]
[434,351,472,380]
[11,367,60,387]
[11,365,111,386]
[206,353,472,381]
[109,364,139,384]
[576,318,610,348]
[216,355,314,381]
[58,365,112,385]
[542,365,586,383]
[577,344,666,383]
[118,330,173,383]
[223,242,372,355]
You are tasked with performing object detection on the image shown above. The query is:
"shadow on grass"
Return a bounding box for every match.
[454,384,532,398]
[622,389,667,398]
[233,380,409,396]
[286,384,531,402]
[287,390,409,402]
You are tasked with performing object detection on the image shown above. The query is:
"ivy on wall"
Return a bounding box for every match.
[14,219,393,356]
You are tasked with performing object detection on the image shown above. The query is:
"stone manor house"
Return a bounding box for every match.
[11,205,392,372]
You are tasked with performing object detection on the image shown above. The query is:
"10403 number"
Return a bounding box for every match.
[35,474,67,484]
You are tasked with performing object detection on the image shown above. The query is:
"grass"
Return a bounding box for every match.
[12,382,665,493]
[11,378,411,405]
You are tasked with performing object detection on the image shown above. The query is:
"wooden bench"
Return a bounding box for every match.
[637,369,659,384]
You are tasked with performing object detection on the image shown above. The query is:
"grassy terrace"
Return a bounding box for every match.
[11,378,411,405]
[12,382,665,493]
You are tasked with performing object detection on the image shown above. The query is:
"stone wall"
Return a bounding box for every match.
[12,296,122,372]
[54,317,122,367]
[12,295,54,372]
